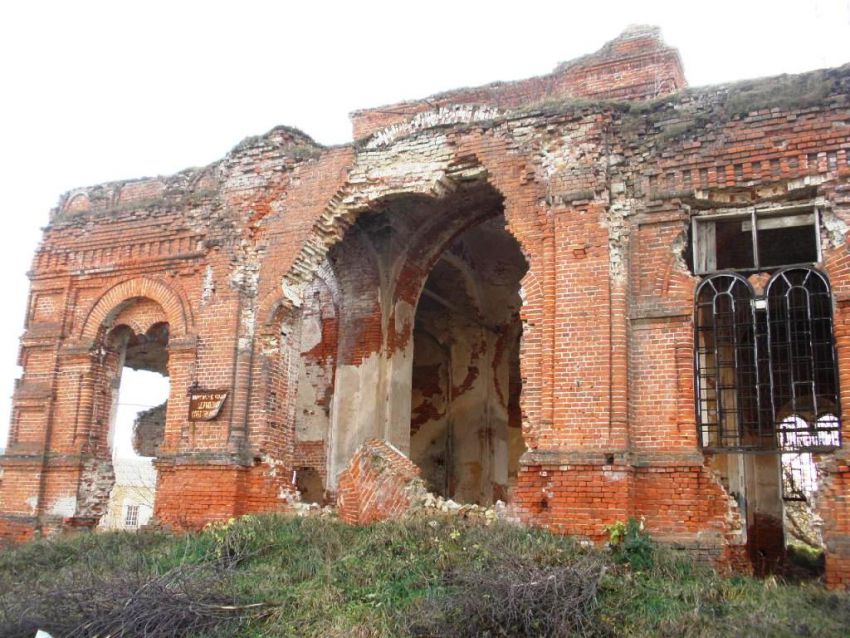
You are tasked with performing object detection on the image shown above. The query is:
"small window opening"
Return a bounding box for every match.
[755,214,819,269]
[124,504,140,528]
[693,207,820,275]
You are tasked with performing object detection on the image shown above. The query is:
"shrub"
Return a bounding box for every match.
[605,517,655,571]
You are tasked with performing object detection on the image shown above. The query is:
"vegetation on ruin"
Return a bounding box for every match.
[1,513,849,637]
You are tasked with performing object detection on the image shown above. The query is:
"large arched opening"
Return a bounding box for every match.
[85,299,172,530]
[317,179,529,502]
[410,215,527,504]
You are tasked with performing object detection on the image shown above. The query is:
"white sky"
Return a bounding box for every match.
[0,0,848,451]
[112,369,169,459]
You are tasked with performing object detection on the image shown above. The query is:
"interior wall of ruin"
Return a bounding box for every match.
[409,218,526,505]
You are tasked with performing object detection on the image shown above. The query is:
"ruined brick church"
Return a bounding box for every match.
[3,25,850,585]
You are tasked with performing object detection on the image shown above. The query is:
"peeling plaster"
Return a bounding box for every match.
[605,199,631,283]
[670,227,689,275]
[282,281,304,308]
[238,307,256,350]
[230,240,262,297]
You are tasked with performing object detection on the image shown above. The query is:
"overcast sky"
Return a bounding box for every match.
[0,0,848,453]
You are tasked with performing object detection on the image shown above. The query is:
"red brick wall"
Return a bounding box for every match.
[336,439,422,525]
[351,25,684,140]
[3,25,850,587]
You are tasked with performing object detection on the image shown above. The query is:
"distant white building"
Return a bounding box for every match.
[99,458,156,530]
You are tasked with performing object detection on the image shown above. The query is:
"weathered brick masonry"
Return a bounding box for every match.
[3,25,850,584]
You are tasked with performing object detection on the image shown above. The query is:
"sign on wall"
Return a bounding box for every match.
[188,388,228,421]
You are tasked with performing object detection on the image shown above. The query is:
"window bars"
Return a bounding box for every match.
[695,267,841,452]
[781,450,819,501]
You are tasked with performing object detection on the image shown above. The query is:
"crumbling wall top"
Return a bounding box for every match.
[350,24,686,141]
[49,125,323,224]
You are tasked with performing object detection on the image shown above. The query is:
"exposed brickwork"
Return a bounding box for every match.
[133,403,166,457]
[351,25,684,140]
[336,439,423,525]
[2,26,850,585]
[818,459,850,588]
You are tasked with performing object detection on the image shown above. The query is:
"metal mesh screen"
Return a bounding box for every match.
[695,268,841,452]
[767,268,841,451]
[695,274,761,449]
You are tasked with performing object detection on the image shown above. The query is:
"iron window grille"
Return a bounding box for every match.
[781,452,816,502]
[695,267,841,453]
[779,416,822,502]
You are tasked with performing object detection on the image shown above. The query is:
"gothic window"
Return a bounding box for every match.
[695,273,763,449]
[695,267,841,452]
[767,268,841,450]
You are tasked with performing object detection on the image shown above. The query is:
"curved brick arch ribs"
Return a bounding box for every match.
[430,253,484,314]
[286,139,546,497]
[80,277,193,341]
[281,139,537,313]
[390,205,499,306]
[257,291,288,335]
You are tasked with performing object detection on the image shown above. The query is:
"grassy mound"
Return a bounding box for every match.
[1,514,849,637]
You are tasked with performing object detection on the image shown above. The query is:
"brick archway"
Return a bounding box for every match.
[256,136,547,507]
[61,278,196,532]
[80,277,192,340]
[279,146,536,315]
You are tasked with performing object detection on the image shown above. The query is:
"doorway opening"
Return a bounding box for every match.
[98,321,170,530]
[409,214,527,505]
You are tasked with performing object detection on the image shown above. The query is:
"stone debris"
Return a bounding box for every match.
[412,492,509,525]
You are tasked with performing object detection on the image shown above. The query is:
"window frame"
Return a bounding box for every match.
[691,203,822,276]
[693,272,763,451]
[124,504,140,528]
